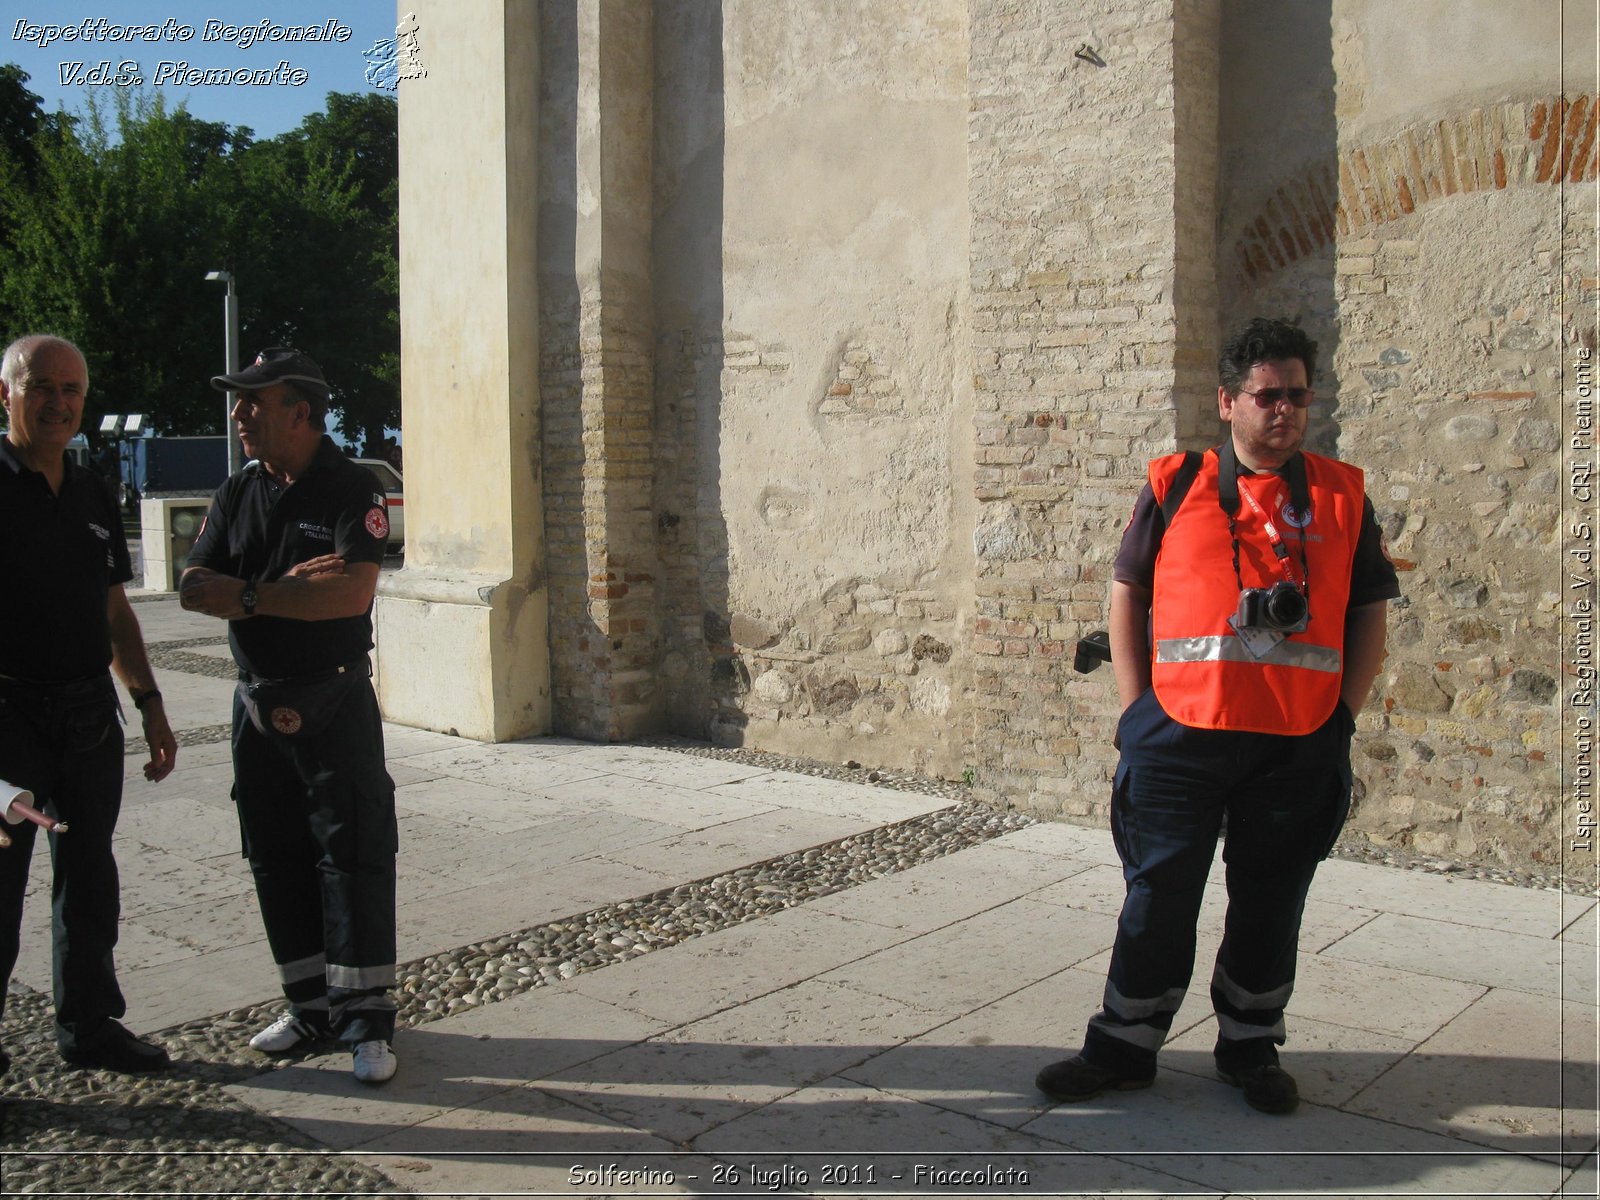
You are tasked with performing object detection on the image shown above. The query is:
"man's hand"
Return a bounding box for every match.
[140,702,178,782]
[179,568,249,620]
[285,554,346,580]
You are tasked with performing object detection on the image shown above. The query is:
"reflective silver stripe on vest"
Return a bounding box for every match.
[1155,635,1342,674]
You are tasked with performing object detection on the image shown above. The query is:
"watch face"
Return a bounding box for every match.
[241,587,258,614]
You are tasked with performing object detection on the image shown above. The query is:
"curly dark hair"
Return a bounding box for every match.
[1218,317,1318,393]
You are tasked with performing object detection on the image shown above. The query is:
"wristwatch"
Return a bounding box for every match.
[240,584,259,616]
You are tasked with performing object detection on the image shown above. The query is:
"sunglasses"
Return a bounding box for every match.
[1237,387,1314,409]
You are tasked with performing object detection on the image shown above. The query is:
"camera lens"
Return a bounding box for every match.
[1265,584,1307,627]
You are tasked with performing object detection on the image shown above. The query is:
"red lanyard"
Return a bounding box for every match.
[1237,475,1302,588]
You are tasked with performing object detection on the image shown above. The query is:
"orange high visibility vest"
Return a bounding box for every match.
[1147,447,1365,735]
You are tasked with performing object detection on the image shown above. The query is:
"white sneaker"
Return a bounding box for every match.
[352,1039,397,1084]
[248,1012,322,1053]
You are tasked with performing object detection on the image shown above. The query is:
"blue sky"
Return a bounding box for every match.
[7,2,398,138]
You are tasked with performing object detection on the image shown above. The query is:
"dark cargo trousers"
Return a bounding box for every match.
[0,675,129,1054]
[1082,686,1355,1074]
[232,675,398,1046]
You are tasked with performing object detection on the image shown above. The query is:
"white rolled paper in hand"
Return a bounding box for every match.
[1,780,66,834]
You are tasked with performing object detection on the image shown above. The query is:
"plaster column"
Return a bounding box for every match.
[374,0,550,742]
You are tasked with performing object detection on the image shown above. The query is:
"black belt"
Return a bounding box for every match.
[239,658,370,687]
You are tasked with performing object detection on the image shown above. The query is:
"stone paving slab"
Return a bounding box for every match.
[1314,857,1594,939]
[1027,860,1384,957]
[1164,1010,1420,1106]
[693,1076,1203,1196]
[1321,911,1596,1003]
[987,820,1124,866]
[389,747,615,802]
[1341,986,1598,1155]
[542,773,780,828]
[838,966,1111,1131]
[122,670,237,732]
[1563,1153,1598,1195]
[705,770,955,824]
[552,744,771,791]
[564,906,912,1026]
[116,941,281,1032]
[1283,951,1489,1043]
[1563,904,1599,946]
[394,859,683,959]
[1018,1063,1573,1196]
[356,1092,712,1197]
[557,985,952,1146]
[597,808,874,881]
[806,842,1096,934]
[818,899,1111,1019]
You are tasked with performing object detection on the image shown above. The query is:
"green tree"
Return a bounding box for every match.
[0,88,242,434]
[233,92,399,454]
[0,76,400,450]
[0,64,47,179]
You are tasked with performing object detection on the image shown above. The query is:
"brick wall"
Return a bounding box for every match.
[965,0,1217,817]
[540,2,660,742]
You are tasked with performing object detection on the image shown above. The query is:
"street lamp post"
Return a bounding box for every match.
[204,270,243,475]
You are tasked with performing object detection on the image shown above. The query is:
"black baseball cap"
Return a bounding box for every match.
[211,346,329,397]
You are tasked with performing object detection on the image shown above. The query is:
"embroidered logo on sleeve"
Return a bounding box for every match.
[365,507,390,539]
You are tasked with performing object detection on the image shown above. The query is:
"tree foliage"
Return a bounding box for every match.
[0,74,398,449]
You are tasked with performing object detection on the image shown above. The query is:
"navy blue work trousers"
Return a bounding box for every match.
[1083,687,1354,1074]
[0,674,129,1054]
[231,672,398,1046]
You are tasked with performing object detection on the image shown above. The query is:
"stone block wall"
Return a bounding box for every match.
[1209,0,1597,868]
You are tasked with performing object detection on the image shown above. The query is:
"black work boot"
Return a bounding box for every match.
[1036,1054,1155,1102]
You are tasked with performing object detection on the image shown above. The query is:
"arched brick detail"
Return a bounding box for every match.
[1236,94,1598,281]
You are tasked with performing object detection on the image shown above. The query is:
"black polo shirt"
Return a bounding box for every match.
[0,438,131,682]
[187,436,389,679]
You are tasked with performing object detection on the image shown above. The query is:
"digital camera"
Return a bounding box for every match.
[1234,581,1308,633]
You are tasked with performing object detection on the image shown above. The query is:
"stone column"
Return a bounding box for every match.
[373,0,550,742]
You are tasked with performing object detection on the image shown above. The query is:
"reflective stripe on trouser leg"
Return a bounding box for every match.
[1086,981,1189,1054]
[1209,714,1348,1056]
[276,951,329,1012]
[1211,962,1290,1043]
[327,962,397,1044]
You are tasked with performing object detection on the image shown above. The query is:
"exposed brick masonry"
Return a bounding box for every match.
[1237,94,1598,281]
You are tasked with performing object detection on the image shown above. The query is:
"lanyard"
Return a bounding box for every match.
[1236,474,1302,588]
[1214,440,1312,604]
